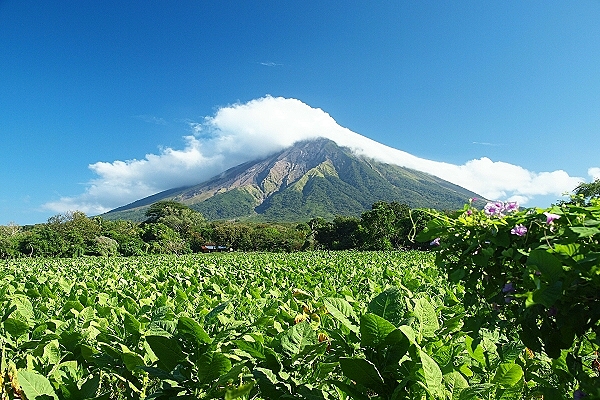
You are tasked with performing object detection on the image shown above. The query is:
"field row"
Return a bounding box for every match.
[1,252,538,399]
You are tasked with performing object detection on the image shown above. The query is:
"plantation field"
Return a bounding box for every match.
[0,251,578,399]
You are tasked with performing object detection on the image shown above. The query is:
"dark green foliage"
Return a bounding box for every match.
[1,199,434,258]
[418,198,600,395]
[312,216,361,250]
[145,200,194,222]
[192,189,257,220]
[574,178,600,201]
[103,220,146,256]
[0,224,23,258]
[19,225,67,257]
[141,222,190,254]
[310,202,434,251]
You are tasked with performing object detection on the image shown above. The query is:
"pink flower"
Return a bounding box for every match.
[484,202,504,216]
[543,212,561,224]
[430,237,440,246]
[504,202,519,213]
[511,224,527,236]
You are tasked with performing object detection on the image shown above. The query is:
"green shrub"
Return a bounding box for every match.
[418,198,600,397]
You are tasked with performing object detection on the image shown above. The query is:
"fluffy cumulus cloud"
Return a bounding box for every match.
[43,96,587,214]
[589,167,600,180]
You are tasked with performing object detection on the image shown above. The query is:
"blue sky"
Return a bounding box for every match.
[1,1,599,225]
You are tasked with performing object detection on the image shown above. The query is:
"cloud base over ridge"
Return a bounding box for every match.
[43,96,593,215]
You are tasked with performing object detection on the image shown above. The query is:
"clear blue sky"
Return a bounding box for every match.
[1,1,599,225]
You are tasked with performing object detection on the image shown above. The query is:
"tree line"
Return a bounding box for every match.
[0,200,434,258]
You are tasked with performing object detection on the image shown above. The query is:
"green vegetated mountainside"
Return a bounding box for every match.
[103,138,483,222]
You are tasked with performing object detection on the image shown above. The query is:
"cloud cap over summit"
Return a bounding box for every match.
[43,96,590,215]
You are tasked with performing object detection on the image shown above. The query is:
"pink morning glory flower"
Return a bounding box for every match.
[504,201,519,213]
[484,202,504,216]
[543,212,561,224]
[511,224,527,236]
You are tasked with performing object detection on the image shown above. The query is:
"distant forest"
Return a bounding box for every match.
[0,200,435,258]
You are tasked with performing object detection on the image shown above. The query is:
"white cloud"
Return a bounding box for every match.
[589,167,600,180]
[43,96,588,214]
[259,62,283,67]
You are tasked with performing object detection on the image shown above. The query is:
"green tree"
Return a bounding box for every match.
[90,235,119,256]
[329,216,361,250]
[360,202,397,250]
[311,218,335,249]
[573,178,600,202]
[210,222,252,250]
[141,223,190,254]
[103,219,146,256]
[144,201,206,250]
[46,211,103,256]
[145,201,192,223]
[19,225,67,257]
[0,223,22,258]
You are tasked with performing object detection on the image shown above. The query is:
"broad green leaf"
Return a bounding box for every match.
[458,384,495,400]
[531,281,563,308]
[413,297,439,338]
[419,350,443,394]
[496,377,524,399]
[233,338,265,359]
[526,250,564,281]
[339,357,385,393]
[79,374,101,399]
[465,336,486,366]
[492,363,523,388]
[295,384,329,400]
[78,306,96,324]
[41,340,61,365]
[328,381,370,400]
[4,318,30,338]
[367,287,406,326]
[225,380,255,400]
[119,344,145,372]
[315,362,338,380]
[500,342,525,363]
[205,301,230,324]
[568,226,600,238]
[294,341,328,364]
[360,313,396,348]
[145,335,185,372]
[62,300,84,314]
[197,351,232,383]
[123,312,141,335]
[553,243,580,257]
[399,325,417,346]
[18,370,58,400]
[443,371,469,400]
[280,321,316,356]
[10,295,34,320]
[323,298,359,334]
[177,316,212,346]
[253,367,290,399]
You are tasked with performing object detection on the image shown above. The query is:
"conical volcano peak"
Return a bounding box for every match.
[104,139,483,222]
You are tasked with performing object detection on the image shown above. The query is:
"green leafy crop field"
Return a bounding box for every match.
[0,251,581,399]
